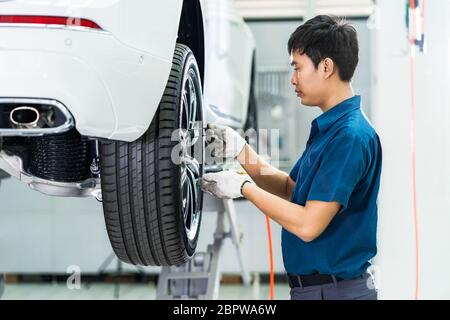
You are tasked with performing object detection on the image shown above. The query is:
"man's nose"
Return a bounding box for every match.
[291,71,297,86]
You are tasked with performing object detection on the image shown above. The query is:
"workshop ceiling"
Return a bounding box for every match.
[235,0,375,19]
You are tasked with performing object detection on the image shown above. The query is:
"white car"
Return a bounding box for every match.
[0,0,256,266]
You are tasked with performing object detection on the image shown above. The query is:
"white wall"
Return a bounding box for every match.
[371,0,450,299]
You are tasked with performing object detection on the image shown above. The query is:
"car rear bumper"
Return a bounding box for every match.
[0,26,172,141]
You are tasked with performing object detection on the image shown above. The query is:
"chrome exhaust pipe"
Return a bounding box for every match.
[0,98,74,136]
[9,106,41,129]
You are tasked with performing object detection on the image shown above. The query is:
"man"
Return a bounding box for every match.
[201,15,382,300]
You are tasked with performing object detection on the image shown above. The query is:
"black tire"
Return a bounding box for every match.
[100,44,204,266]
[244,55,258,150]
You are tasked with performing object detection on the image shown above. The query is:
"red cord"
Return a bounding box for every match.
[409,0,420,300]
[265,216,275,300]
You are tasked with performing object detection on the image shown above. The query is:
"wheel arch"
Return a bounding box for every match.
[177,0,205,87]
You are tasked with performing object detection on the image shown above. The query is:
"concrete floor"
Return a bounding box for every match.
[1,282,290,300]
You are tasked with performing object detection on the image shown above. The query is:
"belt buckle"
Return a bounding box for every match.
[287,273,301,288]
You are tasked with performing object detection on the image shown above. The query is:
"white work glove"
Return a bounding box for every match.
[206,123,247,159]
[200,171,252,199]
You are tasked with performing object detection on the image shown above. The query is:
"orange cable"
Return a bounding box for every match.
[265,215,275,300]
[409,0,420,300]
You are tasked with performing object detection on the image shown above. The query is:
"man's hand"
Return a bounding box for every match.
[206,123,247,159]
[200,171,252,199]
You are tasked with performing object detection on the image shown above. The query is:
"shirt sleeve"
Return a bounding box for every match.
[289,157,302,182]
[307,131,367,209]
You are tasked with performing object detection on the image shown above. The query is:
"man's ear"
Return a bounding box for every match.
[322,58,335,79]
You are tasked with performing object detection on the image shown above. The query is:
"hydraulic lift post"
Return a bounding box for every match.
[156,194,251,300]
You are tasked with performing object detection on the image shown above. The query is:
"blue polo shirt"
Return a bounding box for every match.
[283,95,382,279]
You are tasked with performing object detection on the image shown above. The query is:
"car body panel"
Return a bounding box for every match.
[203,0,255,129]
[0,27,171,140]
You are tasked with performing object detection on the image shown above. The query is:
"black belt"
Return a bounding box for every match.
[287,273,361,288]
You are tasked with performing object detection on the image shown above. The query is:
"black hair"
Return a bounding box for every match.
[288,15,359,82]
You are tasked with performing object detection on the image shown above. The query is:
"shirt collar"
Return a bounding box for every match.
[313,95,361,133]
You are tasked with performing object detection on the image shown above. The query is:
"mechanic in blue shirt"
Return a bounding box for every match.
[201,15,382,300]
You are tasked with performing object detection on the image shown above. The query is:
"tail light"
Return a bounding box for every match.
[0,15,102,30]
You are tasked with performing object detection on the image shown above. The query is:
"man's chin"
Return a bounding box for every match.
[300,97,314,107]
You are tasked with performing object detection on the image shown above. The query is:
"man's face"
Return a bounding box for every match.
[290,51,326,107]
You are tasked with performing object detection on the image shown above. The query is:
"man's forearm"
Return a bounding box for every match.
[241,182,312,242]
[237,144,291,200]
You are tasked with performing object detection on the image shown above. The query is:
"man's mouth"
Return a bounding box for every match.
[296,90,303,97]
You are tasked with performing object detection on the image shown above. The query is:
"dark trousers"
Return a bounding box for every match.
[289,273,378,300]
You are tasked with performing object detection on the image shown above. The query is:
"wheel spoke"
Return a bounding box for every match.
[181,182,187,223]
[181,154,200,226]
[186,74,199,146]
[188,76,197,126]
[183,155,200,178]
[181,89,189,130]
[180,165,188,187]
[179,128,189,147]
[189,119,201,146]
[188,179,196,224]
[185,166,198,227]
